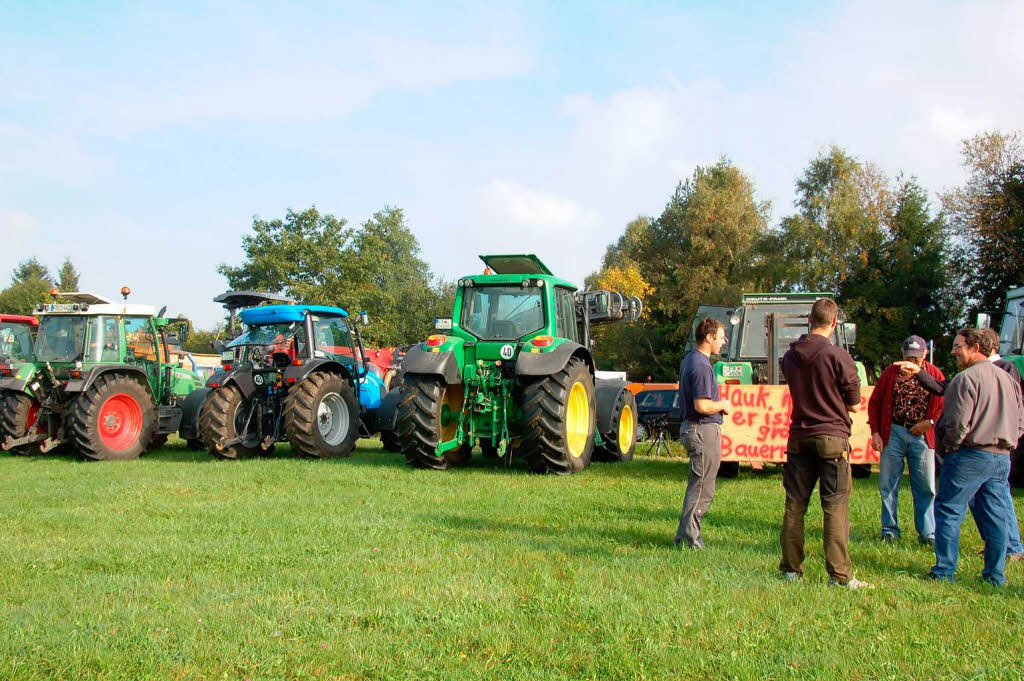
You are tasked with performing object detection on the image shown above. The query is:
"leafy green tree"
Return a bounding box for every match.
[942,131,1024,313]
[57,258,80,292]
[839,177,961,374]
[218,205,452,348]
[588,160,770,379]
[0,258,54,314]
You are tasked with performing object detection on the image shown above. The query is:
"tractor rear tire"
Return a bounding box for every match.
[70,374,156,461]
[594,388,637,463]
[199,384,260,459]
[520,357,596,474]
[283,372,359,458]
[396,374,466,470]
[1,392,43,455]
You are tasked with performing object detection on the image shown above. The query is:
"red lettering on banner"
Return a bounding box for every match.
[720,385,875,464]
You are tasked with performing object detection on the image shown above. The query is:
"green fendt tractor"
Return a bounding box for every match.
[0,289,205,459]
[391,254,642,473]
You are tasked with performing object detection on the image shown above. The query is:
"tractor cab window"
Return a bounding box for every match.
[999,298,1024,355]
[125,317,159,363]
[85,316,121,363]
[0,323,34,361]
[555,287,578,343]
[35,315,88,362]
[311,315,355,364]
[229,322,306,362]
[461,286,545,341]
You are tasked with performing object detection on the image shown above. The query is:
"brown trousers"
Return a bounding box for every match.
[779,435,853,582]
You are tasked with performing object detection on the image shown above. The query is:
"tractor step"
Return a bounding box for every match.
[158,405,182,434]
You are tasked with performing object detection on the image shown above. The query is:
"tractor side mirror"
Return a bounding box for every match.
[843,322,858,346]
[976,312,992,329]
[211,340,226,353]
[359,311,370,327]
[178,322,190,344]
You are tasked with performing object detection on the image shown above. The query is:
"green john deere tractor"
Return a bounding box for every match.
[0,289,206,459]
[389,254,642,473]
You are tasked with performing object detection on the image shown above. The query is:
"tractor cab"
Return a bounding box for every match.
[990,285,1024,358]
[0,314,38,369]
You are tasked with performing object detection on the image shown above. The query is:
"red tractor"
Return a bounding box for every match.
[0,314,38,373]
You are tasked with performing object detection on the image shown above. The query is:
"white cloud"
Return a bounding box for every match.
[479,179,592,233]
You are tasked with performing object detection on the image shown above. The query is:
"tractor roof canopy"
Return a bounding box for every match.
[479,254,553,275]
[214,290,297,310]
[0,314,38,326]
[240,304,348,325]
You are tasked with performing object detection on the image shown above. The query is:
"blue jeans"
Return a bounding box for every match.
[969,479,1024,555]
[931,448,1011,586]
[878,424,935,541]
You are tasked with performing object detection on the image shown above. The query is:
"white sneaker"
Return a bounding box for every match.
[828,577,874,589]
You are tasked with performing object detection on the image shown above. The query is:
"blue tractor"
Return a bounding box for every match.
[192,302,388,458]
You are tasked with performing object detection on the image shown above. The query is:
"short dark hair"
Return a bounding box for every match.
[696,317,725,344]
[809,297,839,329]
[957,327,993,355]
[981,327,1001,356]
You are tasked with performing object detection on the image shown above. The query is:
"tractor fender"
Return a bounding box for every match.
[401,345,462,384]
[177,387,211,440]
[208,366,256,398]
[283,358,355,386]
[372,386,402,433]
[595,379,630,434]
[516,342,595,378]
[0,377,28,393]
[67,365,153,396]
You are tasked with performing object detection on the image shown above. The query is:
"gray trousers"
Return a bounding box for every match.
[675,422,723,546]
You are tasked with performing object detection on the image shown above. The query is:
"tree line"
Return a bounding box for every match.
[588,131,1023,379]
[2,131,1021,375]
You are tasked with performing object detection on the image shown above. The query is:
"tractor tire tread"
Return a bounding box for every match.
[519,357,595,474]
[70,373,156,461]
[282,371,359,458]
[198,384,258,459]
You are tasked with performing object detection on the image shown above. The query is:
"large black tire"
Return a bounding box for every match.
[69,374,156,461]
[594,388,637,463]
[396,374,467,470]
[198,384,260,459]
[283,372,359,458]
[1,391,44,455]
[520,357,596,474]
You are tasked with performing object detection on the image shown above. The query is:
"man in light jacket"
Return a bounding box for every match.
[929,328,1024,586]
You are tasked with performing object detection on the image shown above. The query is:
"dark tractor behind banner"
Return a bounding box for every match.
[0,289,205,459]
[386,253,643,473]
[197,301,389,459]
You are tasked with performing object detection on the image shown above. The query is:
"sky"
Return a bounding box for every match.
[2,0,1023,327]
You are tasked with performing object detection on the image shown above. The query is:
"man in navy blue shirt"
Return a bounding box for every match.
[675,317,731,549]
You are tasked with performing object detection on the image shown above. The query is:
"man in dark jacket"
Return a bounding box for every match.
[779,298,870,588]
[928,328,1024,585]
[868,335,944,545]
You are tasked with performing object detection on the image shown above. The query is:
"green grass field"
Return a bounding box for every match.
[1,440,1022,681]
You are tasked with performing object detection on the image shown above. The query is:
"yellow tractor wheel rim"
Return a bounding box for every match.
[618,403,634,453]
[565,381,589,458]
[439,384,464,442]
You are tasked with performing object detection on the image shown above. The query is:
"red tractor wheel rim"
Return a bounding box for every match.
[26,402,39,430]
[97,394,143,450]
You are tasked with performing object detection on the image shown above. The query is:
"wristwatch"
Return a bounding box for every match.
[927,418,935,427]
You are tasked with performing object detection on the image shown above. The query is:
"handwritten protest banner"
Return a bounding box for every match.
[719,384,877,465]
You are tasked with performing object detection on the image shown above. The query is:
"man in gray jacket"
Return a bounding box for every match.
[930,328,1024,586]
